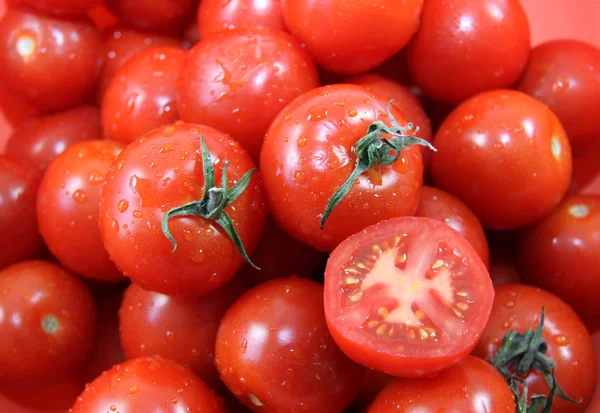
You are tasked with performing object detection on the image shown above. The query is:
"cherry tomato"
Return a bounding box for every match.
[5,106,102,172]
[518,195,600,332]
[367,356,514,412]
[488,247,521,287]
[0,156,42,270]
[215,277,363,412]
[99,122,266,296]
[0,8,103,112]
[415,186,489,268]
[102,46,187,144]
[0,378,82,413]
[106,0,198,34]
[119,277,249,387]
[473,284,597,413]
[177,30,319,160]
[0,260,96,384]
[197,0,285,41]
[37,140,125,282]
[69,357,226,413]
[518,40,600,154]
[571,149,600,196]
[20,0,100,15]
[282,0,424,74]
[431,90,572,230]
[407,0,530,104]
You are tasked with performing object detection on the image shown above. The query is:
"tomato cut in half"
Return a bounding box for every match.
[324,217,494,378]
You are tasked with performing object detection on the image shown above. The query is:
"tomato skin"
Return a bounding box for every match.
[518,40,600,154]
[102,46,187,144]
[281,0,424,74]
[0,156,42,270]
[215,277,363,413]
[367,356,514,413]
[21,0,100,15]
[261,84,424,252]
[99,122,266,297]
[588,331,600,412]
[106,0,198,34]
[0,261,96,384]
[431,90,572,230]
[415,186,489,268]
[119,277,249,387]
[407,0,530,104]
[177,30,319,160]
[0,378,83,413]
[473,284,597,413]
[0,8,103,112]
[518,195,600,332]
[197,0,285,41]
[69,357,226,413]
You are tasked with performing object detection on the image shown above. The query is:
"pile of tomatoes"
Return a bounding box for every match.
[0,0,599,412]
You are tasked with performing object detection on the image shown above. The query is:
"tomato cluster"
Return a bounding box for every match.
[0,1,599,412]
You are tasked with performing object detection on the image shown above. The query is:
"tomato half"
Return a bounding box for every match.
[324,217,493,378]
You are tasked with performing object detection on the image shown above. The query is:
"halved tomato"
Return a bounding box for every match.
[324,217,494,378]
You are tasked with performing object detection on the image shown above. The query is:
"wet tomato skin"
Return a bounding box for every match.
[215,277,363,413]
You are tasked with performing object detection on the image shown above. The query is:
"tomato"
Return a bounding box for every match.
[517,40,600,154]
[571,149,600,196]
[215,277,362,412]
[197,0,285,41]
[20,0,100,15]
[177,30,319,160]
[0,8,103,112]
[0,156,42,270]
[119,277,248,387]
[488,247,521,287]
[5,106,102,173]
[431,90,572,230]
[588,331,600,412]
[473,284,596,413]
[324,217,493,378]
[69,357,225,413]
[415,186,489,268]
[261,84,427,252]
[0,260,96,384]
[102,46,187,144]
[99,122,266,296]
[518,195,600,333]
[367,356,514,412]
[407,0,530,104]
[281,0,424,74]
[37,140,125,282]
[0,378,82,413]
[106,0,198,34]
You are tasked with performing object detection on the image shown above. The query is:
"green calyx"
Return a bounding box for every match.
[161,137,260,270]
[320,101,436,229]
[491,308,581,413]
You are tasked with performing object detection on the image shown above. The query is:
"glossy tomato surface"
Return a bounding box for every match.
[431,90,572,230]
[21,0,100,15]
[99,122,266,296]
[324,217,493,378]
[177,29,319,160]
[261,84,425,252]
[216,277,363,412]
[106,0,198,34]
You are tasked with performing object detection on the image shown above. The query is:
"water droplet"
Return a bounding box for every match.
[72,190,87,203]
[133,210,143,218]
[163,126,176,137]
[240,339,248,354]
[347,108,358,117]
[160,144,174,153]
[88,170,104,185]
[182,229,194,241]
[503,301,515,309]
[294,171,306,183]
[117,159,126,171]
[297,136,307,147]
[307,105,328,121]
[165,330,176,341]
[118,199,129,213]
[110,406,117,412]
[553,335,570,346]
[129,385,138,394]
[190,251,205,263]
[111,220,119,232]
[393,157,409,174]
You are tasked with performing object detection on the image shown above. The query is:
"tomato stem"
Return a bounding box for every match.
[161,137,260,270]
[320,101,436,229]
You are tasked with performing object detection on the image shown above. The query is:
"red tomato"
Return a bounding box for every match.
[261,84,426,252]
[518,40,600,154]
[0,156,42,270]
[215,277,363,412]
[99,122,267,296]
[488,247,521,287]
[407,0,530,104]
[69,357,225,413]
[415,186,489,268]
[102,46,187,144]
[0,8,103,112]
[177,30,319,160]
[367,356,514,412]
[324,217,493,377]
[21,0,100,15]
[119,277,249,387]
[5,106,102,172]
[197,0,285,41]
[106,0,197,34]
[281,0,424,74]
[0,261,96,384]
[431,90,572,230]
[571,149,600,196]
[473,284,597,413]
[518,195,600,332]
[0,378,82,413]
